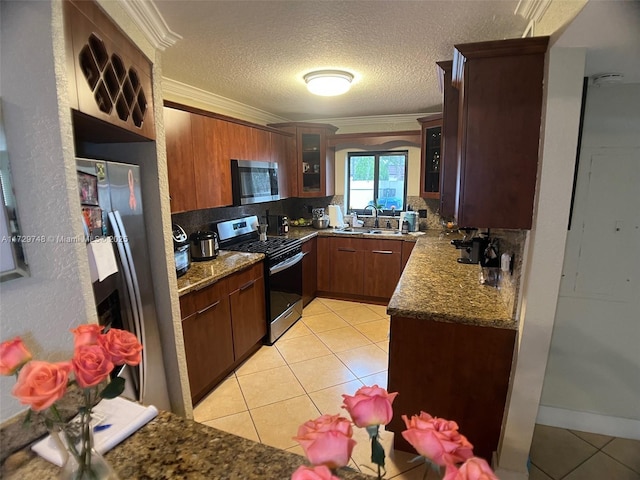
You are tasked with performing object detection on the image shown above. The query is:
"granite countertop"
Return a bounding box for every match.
[177,250,265,296]
[287,227,419,242]
[2,411,374,479]
[388,232,515,330]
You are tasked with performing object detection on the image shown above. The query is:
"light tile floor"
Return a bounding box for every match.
[194,298,640,479]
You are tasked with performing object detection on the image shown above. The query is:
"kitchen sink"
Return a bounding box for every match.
[333,228,402,235]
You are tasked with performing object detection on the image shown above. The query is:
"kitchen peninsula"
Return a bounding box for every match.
[385,231,516,462]
[1,411,374,479]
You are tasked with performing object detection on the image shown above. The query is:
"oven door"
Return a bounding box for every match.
[268,252,304,344]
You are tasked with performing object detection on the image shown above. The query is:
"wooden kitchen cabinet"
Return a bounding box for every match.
[164,107,197,213]
[400,240,415,271]
[228,263,267,359]
[452,37,549,229]
[64,0,155,140]
[268,122,338,197]
[271,131,297,198]
[418,115,443,199]
[180,280,233,404]
[387,315,516,461]
[331,238,365,296]
[180,262,266,404]
[163,105,233,212]
[363,239,402,298]
[318,236,403,302]
[302,237,317,307]
[436,60,459,220]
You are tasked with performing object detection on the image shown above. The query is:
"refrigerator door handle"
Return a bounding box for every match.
[108,211,146,403]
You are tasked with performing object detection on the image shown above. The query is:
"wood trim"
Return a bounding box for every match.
[328,130,421,148]
[163,100,295,136]
[268,121,338,133]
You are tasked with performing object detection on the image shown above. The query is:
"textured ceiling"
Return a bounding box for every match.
[156,0,531,121]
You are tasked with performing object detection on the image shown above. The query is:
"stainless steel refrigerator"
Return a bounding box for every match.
[77,158,170,410]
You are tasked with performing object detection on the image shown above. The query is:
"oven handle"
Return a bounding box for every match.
[269,252,304,276]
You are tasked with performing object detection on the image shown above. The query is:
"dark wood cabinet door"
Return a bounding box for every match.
[453,37,548,229]
[401,241,415,271]
[330,238,365,296]
[302,238,317,306]
[316,237,331,292]
[271,131,296,198]
[418,115,443,199]
[363,240,402,298]
[164,107,197,213]
[387,315,516,461]
[228,263,266,358]
[191,114,220,210]
[181,281,233,404]
[436,61,459,219]
[251,128,271,162]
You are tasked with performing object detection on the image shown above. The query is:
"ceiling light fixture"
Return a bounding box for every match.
[304,70,354,96]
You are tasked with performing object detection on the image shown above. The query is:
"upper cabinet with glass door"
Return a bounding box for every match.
[268,122,338,197]
[418,114,443,198]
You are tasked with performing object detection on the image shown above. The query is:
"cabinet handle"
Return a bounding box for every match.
[372,250,393,254]
[182,312,197,322]
[337,248,356,253]
[239,279,256,292]
[197,300,220,315]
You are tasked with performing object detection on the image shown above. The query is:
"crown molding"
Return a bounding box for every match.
[514,0,552,23]
[161,78,289,125]
[162,77,439,130]
[117,0,182,51]
[309,113,437,128]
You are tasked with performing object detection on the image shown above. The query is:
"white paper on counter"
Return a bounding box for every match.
[31,397,158,466]
[87,238,118,282]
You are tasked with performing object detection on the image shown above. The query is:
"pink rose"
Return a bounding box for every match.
[0,337,32,375]
[293,414,356,469]
[99,328,142,366]
[291,465,340,480]
[70,324,103,348]
[72,344,114,388]
[401,412,474,466]
[11,360,72,411]
[442,457,499,480]
[342,384,398,427]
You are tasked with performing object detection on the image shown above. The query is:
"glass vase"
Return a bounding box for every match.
[54,413,120,480]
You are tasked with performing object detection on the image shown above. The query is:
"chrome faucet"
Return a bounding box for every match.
[364,204,380,228]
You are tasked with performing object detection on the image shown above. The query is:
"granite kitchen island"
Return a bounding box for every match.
[385,231,517,462]
[2,410,374,479]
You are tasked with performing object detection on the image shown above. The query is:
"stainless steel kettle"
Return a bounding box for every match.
[189,230,219,261]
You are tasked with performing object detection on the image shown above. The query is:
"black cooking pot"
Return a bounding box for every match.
[189,230,219,261]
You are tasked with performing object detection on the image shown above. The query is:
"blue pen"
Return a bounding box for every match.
[93,424,112,432]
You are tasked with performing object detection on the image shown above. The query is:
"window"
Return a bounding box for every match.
[347,151,408,214]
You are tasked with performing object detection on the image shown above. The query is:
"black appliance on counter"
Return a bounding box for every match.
[172,224,190,277]
[216,215,303,344]
[189,230,219,261]
[267,214,289,236]
[451,229,499,267]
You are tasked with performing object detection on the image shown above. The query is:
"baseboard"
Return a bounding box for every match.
[536,405,640,440]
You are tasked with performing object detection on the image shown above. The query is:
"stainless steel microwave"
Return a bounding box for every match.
[231,160,280,205]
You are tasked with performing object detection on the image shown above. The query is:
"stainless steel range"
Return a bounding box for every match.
[216,215,303,344]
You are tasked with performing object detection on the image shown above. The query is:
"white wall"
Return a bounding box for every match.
[537,83,640,437]
[495,46,586,479]
[0,0,96,422]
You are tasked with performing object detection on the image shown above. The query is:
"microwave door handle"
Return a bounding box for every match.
[109,211,146,402]
[269,252,304,276]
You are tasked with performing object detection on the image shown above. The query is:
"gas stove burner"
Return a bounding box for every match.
[232,237,300,255]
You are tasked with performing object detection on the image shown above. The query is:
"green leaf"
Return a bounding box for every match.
[99,377,125,399]
[371,435,386,467]
[22,409,32,428]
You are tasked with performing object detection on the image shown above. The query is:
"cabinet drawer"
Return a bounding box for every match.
[364,238,402,253]
[227,262,264,292]
[332,236,361,251]
[179,279,229,319]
